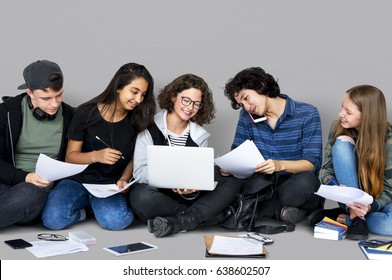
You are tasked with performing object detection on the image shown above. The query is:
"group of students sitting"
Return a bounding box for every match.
[0,60,391,240]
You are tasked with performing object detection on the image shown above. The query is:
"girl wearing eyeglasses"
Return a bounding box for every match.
[129,74,242,237]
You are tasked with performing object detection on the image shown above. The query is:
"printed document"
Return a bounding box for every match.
[208,235,263,255]
[26,239,88,258]
[35,153,88,181]
[315,185,373,205]
[214,140,264,179]
[83,179,138,198]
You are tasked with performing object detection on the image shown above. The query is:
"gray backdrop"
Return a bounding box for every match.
[1,0,391,156]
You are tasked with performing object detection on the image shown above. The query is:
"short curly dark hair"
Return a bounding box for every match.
[224,67,280,109]
[158,74,215,125]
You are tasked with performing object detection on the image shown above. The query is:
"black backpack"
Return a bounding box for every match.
[219,173,296,234]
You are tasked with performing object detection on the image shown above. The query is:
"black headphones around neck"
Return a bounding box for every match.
[27,95,57,121]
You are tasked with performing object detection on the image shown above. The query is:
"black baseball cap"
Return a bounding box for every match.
[17,60,63,90]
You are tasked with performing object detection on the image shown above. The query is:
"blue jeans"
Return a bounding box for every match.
[0,182,48,228]
[42,179,133,231]
[332,137,392,235]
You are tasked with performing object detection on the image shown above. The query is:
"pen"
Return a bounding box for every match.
[95,136,126,160]
[326,175,339,186]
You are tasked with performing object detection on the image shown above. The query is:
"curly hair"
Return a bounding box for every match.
[224,67,280,109]
[157,74,215,125]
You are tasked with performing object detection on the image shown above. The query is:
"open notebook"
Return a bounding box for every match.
[147,145,217,191]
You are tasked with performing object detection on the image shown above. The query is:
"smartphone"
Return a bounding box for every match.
[103,242,158,256]
[4,238,33,249]
[248,112,267,123]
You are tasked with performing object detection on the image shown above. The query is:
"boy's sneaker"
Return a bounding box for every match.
[280,206,306,224]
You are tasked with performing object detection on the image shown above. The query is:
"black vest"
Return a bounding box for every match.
[147,123,199,147]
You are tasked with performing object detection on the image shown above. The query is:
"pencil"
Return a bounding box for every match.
[95,136,126,160]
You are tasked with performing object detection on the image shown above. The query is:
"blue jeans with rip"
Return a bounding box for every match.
[332,136,392,235]
[42,179,133,231]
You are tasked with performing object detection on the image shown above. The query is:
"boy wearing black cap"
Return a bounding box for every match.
[0,60,74,228]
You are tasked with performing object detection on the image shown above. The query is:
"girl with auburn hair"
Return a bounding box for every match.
[309,85,392,238]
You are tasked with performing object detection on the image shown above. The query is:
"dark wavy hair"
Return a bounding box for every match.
[158,74,215,125]
[224,67,280,109]
[77,62,156,133]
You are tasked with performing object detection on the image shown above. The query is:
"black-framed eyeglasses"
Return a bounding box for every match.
[180,96,203,110]
[38,233,68,241]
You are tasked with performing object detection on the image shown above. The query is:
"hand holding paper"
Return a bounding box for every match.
[82,179,138,198]
[214,140,264,179]
[35,154,88,181]
[315,184,373,205]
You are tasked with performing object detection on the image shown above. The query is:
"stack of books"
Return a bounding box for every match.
[358,239,392,260]
[314,216,347,240]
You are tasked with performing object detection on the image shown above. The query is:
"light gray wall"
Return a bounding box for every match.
[1,0,391,156]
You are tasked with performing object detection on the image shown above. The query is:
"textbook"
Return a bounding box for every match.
[358,240,392,260]
[314,217,347,240]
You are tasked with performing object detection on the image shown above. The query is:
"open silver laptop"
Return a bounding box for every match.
[147,145,217,191]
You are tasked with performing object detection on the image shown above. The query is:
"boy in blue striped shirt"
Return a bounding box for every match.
[223,67,323,225]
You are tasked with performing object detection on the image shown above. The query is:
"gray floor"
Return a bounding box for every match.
[1,201,382,260]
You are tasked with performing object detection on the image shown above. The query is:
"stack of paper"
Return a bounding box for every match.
[314,217,347,240]
[204,235,267,258]
[26,239,89,258]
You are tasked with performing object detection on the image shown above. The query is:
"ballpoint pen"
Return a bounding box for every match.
[95,136,126,160]
[326,175,339,186]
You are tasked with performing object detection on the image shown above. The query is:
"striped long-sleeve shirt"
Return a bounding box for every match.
[231,94,323,175]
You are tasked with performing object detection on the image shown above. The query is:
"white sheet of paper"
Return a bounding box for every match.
[26,239,88,258]
[82,179,137,198]
[315,184,373,205]
[35,153,88,181]
[214,140,264,179]
[209,235,263,255]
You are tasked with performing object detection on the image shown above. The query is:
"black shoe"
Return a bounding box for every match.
[347,217,369,240]
[307,207,345,226]
[148,209,200,238]
[148,217,175,238]
[280,207,306,224]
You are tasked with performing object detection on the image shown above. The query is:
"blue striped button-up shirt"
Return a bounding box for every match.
[231,94,323,175]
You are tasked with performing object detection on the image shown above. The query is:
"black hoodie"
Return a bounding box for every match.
[0,93,74,185]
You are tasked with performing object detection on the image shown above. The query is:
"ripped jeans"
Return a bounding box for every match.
[332,136,392,235]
